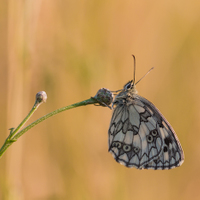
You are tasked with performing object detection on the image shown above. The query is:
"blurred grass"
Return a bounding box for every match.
[0,0,200,199]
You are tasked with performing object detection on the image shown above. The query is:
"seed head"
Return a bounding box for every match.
[94,88,113,107]
[35,91,47,105]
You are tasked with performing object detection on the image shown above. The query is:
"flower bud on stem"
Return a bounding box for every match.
[0,89,113,158]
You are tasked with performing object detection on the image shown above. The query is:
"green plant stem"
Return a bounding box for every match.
[9,102,39,138]
[0,97,98,158]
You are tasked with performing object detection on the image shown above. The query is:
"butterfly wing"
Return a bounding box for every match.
[140,96,184,169]
[108,94,184,169]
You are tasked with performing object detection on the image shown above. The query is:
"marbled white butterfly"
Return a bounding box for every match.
[108,56,184,169]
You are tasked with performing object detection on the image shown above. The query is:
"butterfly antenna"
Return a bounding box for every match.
[132,55,136,85]
[135,67,154,85]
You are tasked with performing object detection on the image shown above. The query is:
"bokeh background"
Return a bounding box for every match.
[0,0,200,200]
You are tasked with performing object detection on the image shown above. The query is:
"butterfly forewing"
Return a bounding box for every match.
[108,84,184,170]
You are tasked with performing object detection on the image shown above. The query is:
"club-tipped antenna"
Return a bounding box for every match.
[135,67,154,85]
[132,55,136,85]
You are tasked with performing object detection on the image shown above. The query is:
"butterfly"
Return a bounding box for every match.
[108,56,184,169]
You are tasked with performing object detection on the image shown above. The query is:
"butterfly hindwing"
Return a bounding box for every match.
[140,96,184,169]
[108,93,184,170]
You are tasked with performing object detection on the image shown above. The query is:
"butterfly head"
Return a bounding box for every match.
[112,56,154,107]
[112,80,138,108]
[123,80,138,95]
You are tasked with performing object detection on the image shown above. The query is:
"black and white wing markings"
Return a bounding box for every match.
[108,95,163,169]
[108,94,184,169]
[140,96,184,169]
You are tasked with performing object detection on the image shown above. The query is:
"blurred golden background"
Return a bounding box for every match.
[0,0,200,199]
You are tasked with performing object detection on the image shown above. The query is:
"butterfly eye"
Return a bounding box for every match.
[124,81,133,90]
